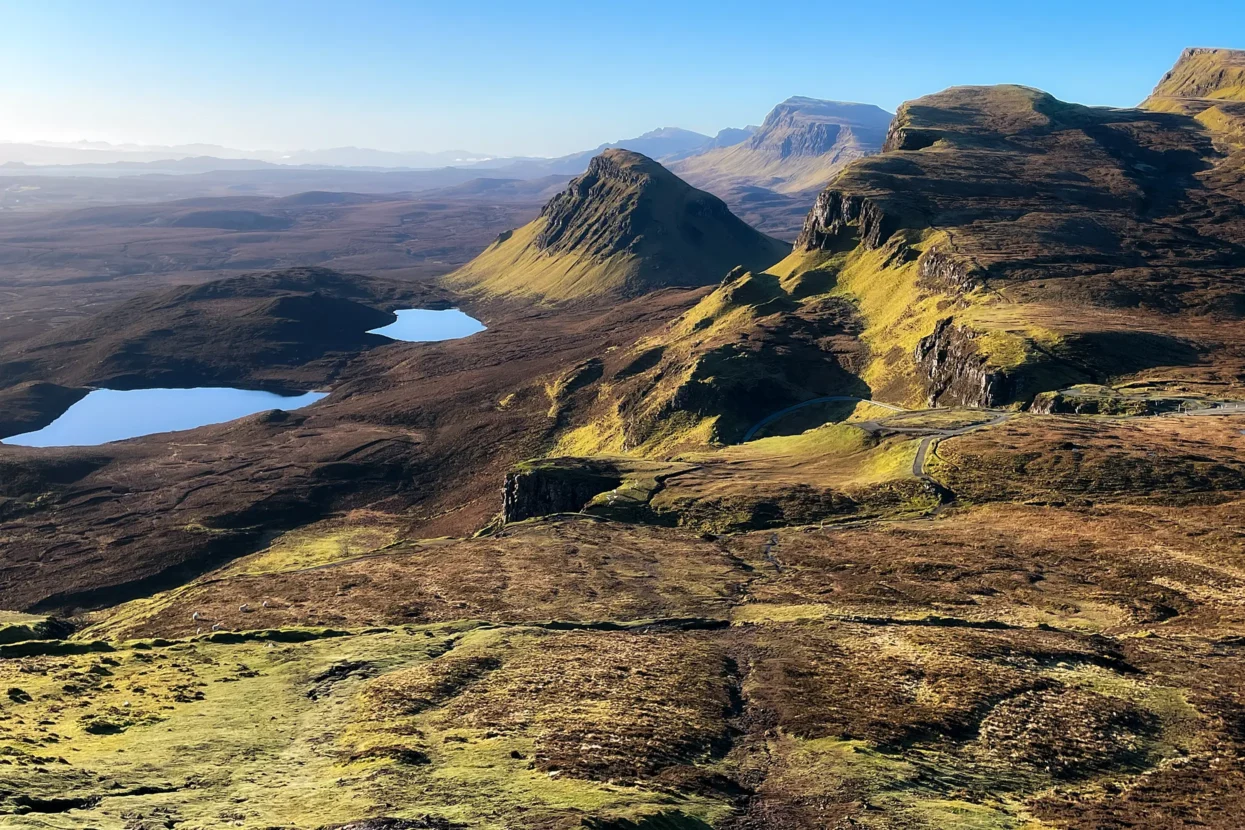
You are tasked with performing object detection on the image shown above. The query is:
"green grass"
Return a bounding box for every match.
[761,734,1034,830]
[1145,48,1245,104]
[445,150,786,302]
[0,628,458,828]
[446,218,641,302]
[0,624,735,829]
[769,234,971,406]
[678,423,919,489]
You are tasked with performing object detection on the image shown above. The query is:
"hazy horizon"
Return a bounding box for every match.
[3,0,1243,158]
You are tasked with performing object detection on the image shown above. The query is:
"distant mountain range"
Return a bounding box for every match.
[0,141,495,169]
[0,126,758,177]
[1,98,894,237]
[0,97,871,190]
[671,98,894,195]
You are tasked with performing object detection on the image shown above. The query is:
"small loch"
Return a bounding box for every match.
[368,308,485,342]
[3,308,484,448]
[3,388,327,448]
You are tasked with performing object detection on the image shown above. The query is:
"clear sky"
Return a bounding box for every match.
[2,0,1242,157]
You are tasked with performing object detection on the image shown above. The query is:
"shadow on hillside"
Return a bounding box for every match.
[1061,330,1203,380]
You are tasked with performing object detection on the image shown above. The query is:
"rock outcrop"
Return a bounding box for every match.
[794,189,896,252]
[501,460,622,523]
[914,319,1012,408]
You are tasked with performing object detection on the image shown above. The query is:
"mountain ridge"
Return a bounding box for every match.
[781,79,1245,408]
[1142,47,1245,146]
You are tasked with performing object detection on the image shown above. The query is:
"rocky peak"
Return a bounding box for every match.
[535,149,729,258]
[747,97,893,158]
[447,149,788,301]
[1145,47,1245,103]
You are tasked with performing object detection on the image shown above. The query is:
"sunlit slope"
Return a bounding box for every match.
[1142,47,1245,146]
[774,80,1245,407]
[445,149,789,302]
[1145,47,1245,103]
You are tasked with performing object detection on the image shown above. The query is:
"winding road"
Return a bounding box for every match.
[742,395,1015,479]
[745,394,1245,484]
[906,412,1014,480]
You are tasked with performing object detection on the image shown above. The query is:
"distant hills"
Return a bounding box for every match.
[480,126,754,178]
[1,97,880,238]
[0,97,871,196]
[672,97,894,195]
[0,128,740,176]
[446,149,788,301]
[0,141,494,169]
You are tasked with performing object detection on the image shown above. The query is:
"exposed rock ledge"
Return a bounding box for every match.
[915,318,1013,407]
[917,244,981,294]
[501,460,622,523]
[794,190,896,252]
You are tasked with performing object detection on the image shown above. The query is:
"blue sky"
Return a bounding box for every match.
[2,0,1242,156]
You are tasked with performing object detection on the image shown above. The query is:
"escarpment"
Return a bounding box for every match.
[794,189,898,252]
[777,75,1245,408]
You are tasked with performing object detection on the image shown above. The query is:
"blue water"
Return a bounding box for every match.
[368,308,485,342]
[3,388,327,448]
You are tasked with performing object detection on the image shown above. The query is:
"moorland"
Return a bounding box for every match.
[0,47,1244,830]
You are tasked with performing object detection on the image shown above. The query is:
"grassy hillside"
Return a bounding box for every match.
[549,267,868,456]
[445,149,788,302]
[1142,47,1245,148]
[783,82,1245,407]
[1145,47,1245,102]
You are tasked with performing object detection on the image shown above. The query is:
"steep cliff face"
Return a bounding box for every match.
[915,244,981,294]
[793,189,897,252]
[914,319,1013,408]
[746,98,893,161]
[501,462,621,523]
[775,72,1245,409]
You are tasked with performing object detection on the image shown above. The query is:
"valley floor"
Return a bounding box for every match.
[3,407,1244,830]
